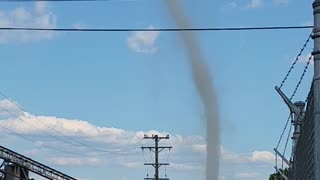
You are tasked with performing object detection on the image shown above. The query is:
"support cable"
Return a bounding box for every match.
[276,114,292,150]
[282,113,294,169]
[275,113,292,168]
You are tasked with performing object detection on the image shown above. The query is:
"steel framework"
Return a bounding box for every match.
[0,146,77,180]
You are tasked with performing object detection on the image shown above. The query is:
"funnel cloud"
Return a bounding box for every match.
[165,1,220,180]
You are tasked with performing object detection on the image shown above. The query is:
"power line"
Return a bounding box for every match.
[0,93,136,154]
[0,124,86,156]
[0,105,108,155]
[0,0,112,1]
[0,25,313,32]
[0,108,138,156]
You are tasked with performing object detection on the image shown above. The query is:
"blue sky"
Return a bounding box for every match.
[0,0,316,180]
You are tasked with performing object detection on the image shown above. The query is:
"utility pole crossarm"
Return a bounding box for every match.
[144,163,170,167]
[141,146,172,153]
[143,135,170,140]
[141,146,173,149]
[142,134,172,180]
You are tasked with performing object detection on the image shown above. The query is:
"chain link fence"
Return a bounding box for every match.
[289,86,315,180]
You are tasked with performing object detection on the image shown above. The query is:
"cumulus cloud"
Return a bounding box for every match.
[0,99,23,118]
[0,2,56,43]
[222,149,276,165]
[247,0,263,8]
[236,172,263,178]
[0,99,207,156]
[127,25,160,54]
[119,161,141,168]
[170,163,203,171]
[0,99,276,179]
[192,144,207,153]
[48,157,104,167]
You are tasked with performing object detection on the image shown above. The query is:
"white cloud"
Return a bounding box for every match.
[222,149,276,165]
[236,172,262,178]
[0,99,277,179]
[119,161,141,168]
[251,151,275,163]
[48,157,104,166]
[127,25,160,54]
[0,99,23,119]
[170,163,203,171]
[192,144,207,153]
[298,53,314,64]
[0,100,207,153]
[272,0,289,6]
[247,0,263,8]
[35,1,47,14]
[0,2,56,44]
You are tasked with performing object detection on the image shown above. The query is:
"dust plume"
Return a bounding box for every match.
[164,1,220,180]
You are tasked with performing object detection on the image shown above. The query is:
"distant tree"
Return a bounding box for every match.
[269,168,289,180]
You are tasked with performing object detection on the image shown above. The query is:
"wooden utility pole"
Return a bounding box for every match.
[141,134,172,180]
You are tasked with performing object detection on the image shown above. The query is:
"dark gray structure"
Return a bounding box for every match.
[278,1,320,179]
[312,1,320,179]
[0,146,76,180]
[274,1,320,179]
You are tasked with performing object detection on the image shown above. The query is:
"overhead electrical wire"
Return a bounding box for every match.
[0,26,313,32]
[0,92,137,155]
[0,0,113,1]
[0,125,86,156]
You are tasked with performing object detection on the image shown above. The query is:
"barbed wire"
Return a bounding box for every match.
[289,54,313,100]
[279,33,312,89]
